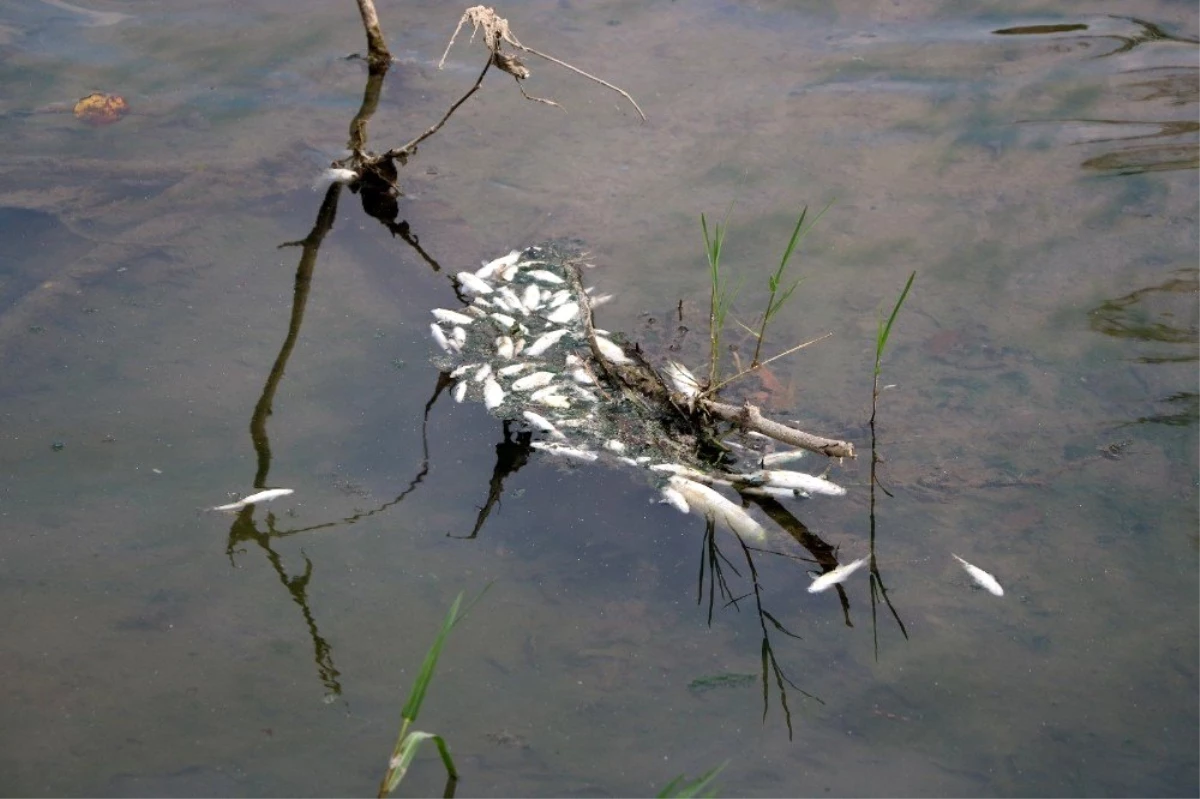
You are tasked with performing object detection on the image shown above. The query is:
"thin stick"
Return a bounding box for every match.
[708,333,832,394]
[701,399,856,459]
[516,44,646,121]
[386,56,493,159]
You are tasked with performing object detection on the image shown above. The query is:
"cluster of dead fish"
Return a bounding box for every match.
[429,246,848,531]
[429,245,1004,599]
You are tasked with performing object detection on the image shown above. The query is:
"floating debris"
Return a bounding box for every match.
[426,242,851,546]
[211,488,294,512]
[807,557,867,593]
[952,554,1004,597]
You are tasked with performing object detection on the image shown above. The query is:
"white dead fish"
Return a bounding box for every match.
[522,410,566,439]
[663,360,702,399]
[456,271,494,295]
[659,487,689,514]
[211,488,294,512]
[449,362,478,379]
[527,269,564,284]
[432,308,475,326]
[548,289,571,308]
[495,336,515,359]
[453,381,468,402]
[546,302,580,324]
[589,293,614,307]
[511,371,556,391]
[313,167,358,189]
[483,378,505,410]
[524,328,569,358]
[430,323,452,353]
[761,450,807,468]
[570,368,595,385]
[530,441,598,461]
[603,439,626,453]
[498,286,527,314]
[745,469,846,497]
[490,312,517,329]
[450,327,467,350]
[952,554,1004,597]
[807,557,867,593]
[497,362,533,377]
[473,364,492,382]
[738,485,802,500]
[650,463,732,486]
[594,336,630,364]
[522,284,543,312]
[512,337,526,356]
[530,386,571,408]
[667,476,766,542]
[475,249,521,279]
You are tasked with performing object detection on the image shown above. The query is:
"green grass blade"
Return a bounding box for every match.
[657,761,729,798]
[874,271,916,376]
[401,591,464,723]
[383,731,456,795]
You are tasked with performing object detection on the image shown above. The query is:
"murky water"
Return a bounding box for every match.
[0,0,1196,796]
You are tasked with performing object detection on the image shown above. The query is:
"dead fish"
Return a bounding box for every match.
[746,469,846,497]
[449,362,478,379]
[450,327,467,350]
[497,362,533,377]
[432,308,475,326]
[211,488,294,512]
[659,487,690,514]
[524,328,568,358]
[483,378,505,410]
[548,289,571,308]
[546,302,579,324]
[495,336,515,359]
[511,371,556,391]
[663,360,702,399]
[498,286,527,315]
[760,450,807,468]
[456,271,493,295]
[521,410,565,439]
[530,441,598,461]
[594,336,630,364]
[453,381,468,402]
[430,323,452,353]
[807,557,867,594]
[522,284,543,312]
[490,312,517,328]
[527,269,564,284]
[667,476,766,542]
[475,249,521,279]
[952,554,1004,597]
[473,364,492,382]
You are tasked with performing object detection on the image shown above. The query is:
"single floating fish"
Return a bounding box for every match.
[952,554,1004,597]
[807,557,867,593]
[211,488,294,512]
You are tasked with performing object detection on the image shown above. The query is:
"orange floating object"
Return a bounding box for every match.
[73,92,129,126]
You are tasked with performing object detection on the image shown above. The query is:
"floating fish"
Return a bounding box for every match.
[495,336,515,359]
[211,488,294,512]
[473,364,492,382]
[453,381,468,402]
[807,557,867,594]
[527,269,564,284]
[475,249,521,279]
[497,362,532,377]
[530,441,598,461]
[511,371,556,391]
[743,469,846,497]
[760,449,807,468]
[594,336,630,364]
[663,360,702,399]
[546,302,580,324]
[524,328,569,358]
[522,410,565,439]
[483,378,505,410]
[952,554,1004,597]
[430,323,452,353]
[456,271,493,295]
[667,476,766,542]
[522,284,542,312]
[659,486,689,514]
[490,312,517,328]
[432,308,475,326]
